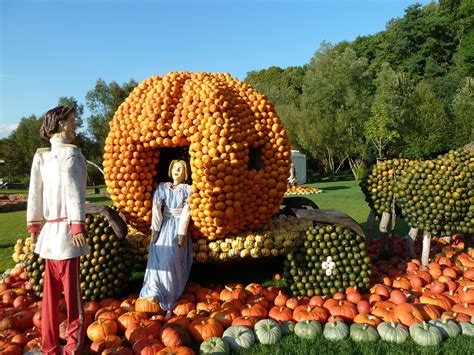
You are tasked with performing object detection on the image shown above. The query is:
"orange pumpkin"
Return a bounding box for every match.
[274,291,289,307]
[104,72,291,239]
[441,311,471,322]
[372,301,398,323]
[210,309,239,328]
[416,304,442,320]
[84,301,101,316]
[117,311,148,332]
[324,300,357,321]
[353,314,382,327]
[389,289,407,305]
[346,291,362,304]
[125,319,161,344]
[160,323,192,348]
[451,303,474,317]
[135,298,164,315]
[240,303,268,319]
[231,316,258,329]
[86,319,118,342]
[185,310,209,322]
[188,318,223,342]
[268,306,293,322]
[394,303,425,327]
[392,277,411,290]
[419,292,452,311]
[458,286,474,304]
[173,301,196,317]
[292,305,328,323]
[196,300,221,313]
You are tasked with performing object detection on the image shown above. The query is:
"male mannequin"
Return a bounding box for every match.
[27,106,89,354]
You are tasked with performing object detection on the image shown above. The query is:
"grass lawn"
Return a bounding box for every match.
[1,181,472,354]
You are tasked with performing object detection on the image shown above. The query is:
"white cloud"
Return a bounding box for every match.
[0,124,18,139]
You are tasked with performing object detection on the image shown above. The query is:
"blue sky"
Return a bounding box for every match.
[0,0,430,137]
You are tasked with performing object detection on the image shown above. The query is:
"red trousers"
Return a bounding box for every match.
[41,257,85,355]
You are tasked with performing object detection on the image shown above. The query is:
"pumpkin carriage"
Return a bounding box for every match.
[102,72,366,247]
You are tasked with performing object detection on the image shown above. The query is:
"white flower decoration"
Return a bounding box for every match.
[321,256,336,276]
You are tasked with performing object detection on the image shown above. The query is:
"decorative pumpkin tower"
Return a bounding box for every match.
[103,72,291,240]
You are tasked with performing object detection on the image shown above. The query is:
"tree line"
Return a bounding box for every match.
[0,0,472,184]
[245,1,473,178]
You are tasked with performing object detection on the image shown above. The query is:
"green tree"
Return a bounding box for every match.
[301,43,372,178]
[365,101,399,159]
[364,63,411,158]
[399,82,450,158]
[451,77,474,144]
[86,79,138,158]
[6,115,47,181]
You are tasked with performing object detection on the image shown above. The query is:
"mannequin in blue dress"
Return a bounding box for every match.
[139,160,193,319]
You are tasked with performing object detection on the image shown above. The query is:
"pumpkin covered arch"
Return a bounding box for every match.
[103,72,291,239]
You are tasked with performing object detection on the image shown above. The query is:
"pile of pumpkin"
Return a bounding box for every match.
[103,72,292,240]
[284,186,322,196]
[192,214,313,263]
[360,147,473,237]
[283,224,372,297]
[1,235,473,354]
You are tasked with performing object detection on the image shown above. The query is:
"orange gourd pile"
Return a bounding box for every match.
[103,72,291,239]
[285,186,322,196]
[0,235,473,352]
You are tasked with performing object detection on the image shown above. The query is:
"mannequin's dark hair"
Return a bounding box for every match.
[40,106,75,139]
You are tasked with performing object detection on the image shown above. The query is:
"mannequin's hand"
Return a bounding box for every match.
[150,230,159,245]
[178,234,185,247]
[30,233,39,244]
[72,233,86,247]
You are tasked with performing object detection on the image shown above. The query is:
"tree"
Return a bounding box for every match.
[365,101,399,159]
[398,82,450,159]
[86,79,138,158]
[451,77,474,145]
[364,63,411,158]
[6,115,46,181]
[301,43,372,178]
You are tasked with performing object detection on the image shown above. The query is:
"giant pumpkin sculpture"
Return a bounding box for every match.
[103,72,291,239]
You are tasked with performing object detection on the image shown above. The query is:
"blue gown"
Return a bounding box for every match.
[139,182,193,311]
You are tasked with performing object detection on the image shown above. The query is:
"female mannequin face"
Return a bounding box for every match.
[171,162,185,185]
[57,113,77,142]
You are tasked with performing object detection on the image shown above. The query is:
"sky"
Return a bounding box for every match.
[0,0,431,138]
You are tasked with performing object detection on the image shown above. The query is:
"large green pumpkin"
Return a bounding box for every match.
[254,319,282,345]
[377,322,409,344]
[222,326,255,351]
[409,322,442,346]
[323,321,349,341]
[294,320,322,340]
[200,337,230,355]
[350,323,379,342]
[428,319,461,339]
[460,322,474,336]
